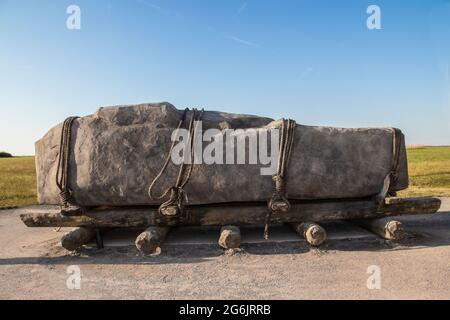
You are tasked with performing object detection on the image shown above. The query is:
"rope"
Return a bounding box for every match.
[148,108,204,216]
[388,128,402,197]
[264,118,296,239]
[148,108,189,200]
[55,116,79,208]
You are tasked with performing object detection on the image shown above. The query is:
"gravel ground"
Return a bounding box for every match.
[0,198,449,300]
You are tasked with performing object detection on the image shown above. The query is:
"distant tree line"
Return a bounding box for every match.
[0,151,13,158]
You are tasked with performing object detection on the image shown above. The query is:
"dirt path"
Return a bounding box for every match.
[1,199,449,299]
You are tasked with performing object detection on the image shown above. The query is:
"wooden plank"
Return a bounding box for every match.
[20,197,441,228]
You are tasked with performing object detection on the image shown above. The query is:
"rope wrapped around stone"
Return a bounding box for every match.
[264,118,296,239]
[58,189,74,206]
[148,108,203,218]
[55,116,84,216]
[387,128,402,197]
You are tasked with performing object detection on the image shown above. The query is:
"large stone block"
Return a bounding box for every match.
[35,102,408,206]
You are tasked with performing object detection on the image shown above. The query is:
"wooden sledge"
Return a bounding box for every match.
[20,196,441,254]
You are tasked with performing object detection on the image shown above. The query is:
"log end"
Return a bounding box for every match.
[291,222,327,247]
[135,227,169,255]
[385,220,406,240]
[218,225,241,249]
[135,232,158,255]
[304,224,327,246]
[134,232,159,255]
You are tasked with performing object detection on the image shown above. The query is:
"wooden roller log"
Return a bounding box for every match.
[218,225,241,249]
[291,222,327,246]
[20,197,441,228]
[135,226,170,255]
[355,218,406,240]
[61,227,96,251]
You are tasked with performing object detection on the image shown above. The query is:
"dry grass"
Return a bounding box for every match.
[0,147,449,209]
[0,157,37,209]
[398,146,450,197]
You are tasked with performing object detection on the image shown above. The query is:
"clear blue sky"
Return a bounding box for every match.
[1,0,449,155]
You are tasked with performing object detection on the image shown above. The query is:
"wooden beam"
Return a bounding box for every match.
[135,226,170,255]
[20,197,441,228]
[218,225,241,249]
[290,222,327,246]
[354,218,406,240]
[60,227,96,251]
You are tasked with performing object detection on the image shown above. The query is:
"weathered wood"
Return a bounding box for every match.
[290,222,327,246]
[355,218,406,240]
[60,227,96,251]
[21,207,154,228]
[135,226,170,255]
[383,197,441,215]
[218,226,241,249]
[20,197,441,228]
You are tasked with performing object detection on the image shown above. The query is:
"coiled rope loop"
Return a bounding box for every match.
[264,118,296,239]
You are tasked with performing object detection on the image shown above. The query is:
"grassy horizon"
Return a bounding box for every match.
[1,147,450,209]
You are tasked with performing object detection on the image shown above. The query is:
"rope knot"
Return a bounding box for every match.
[59,189,74,207]
[268,194,291,213]
[158,186,187,216]
[268,174,290,213]
[272,174,285,194]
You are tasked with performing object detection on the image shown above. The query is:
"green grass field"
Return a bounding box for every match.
[1,147,449,209]
[0,156,37,209]
[398,146,450,198]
